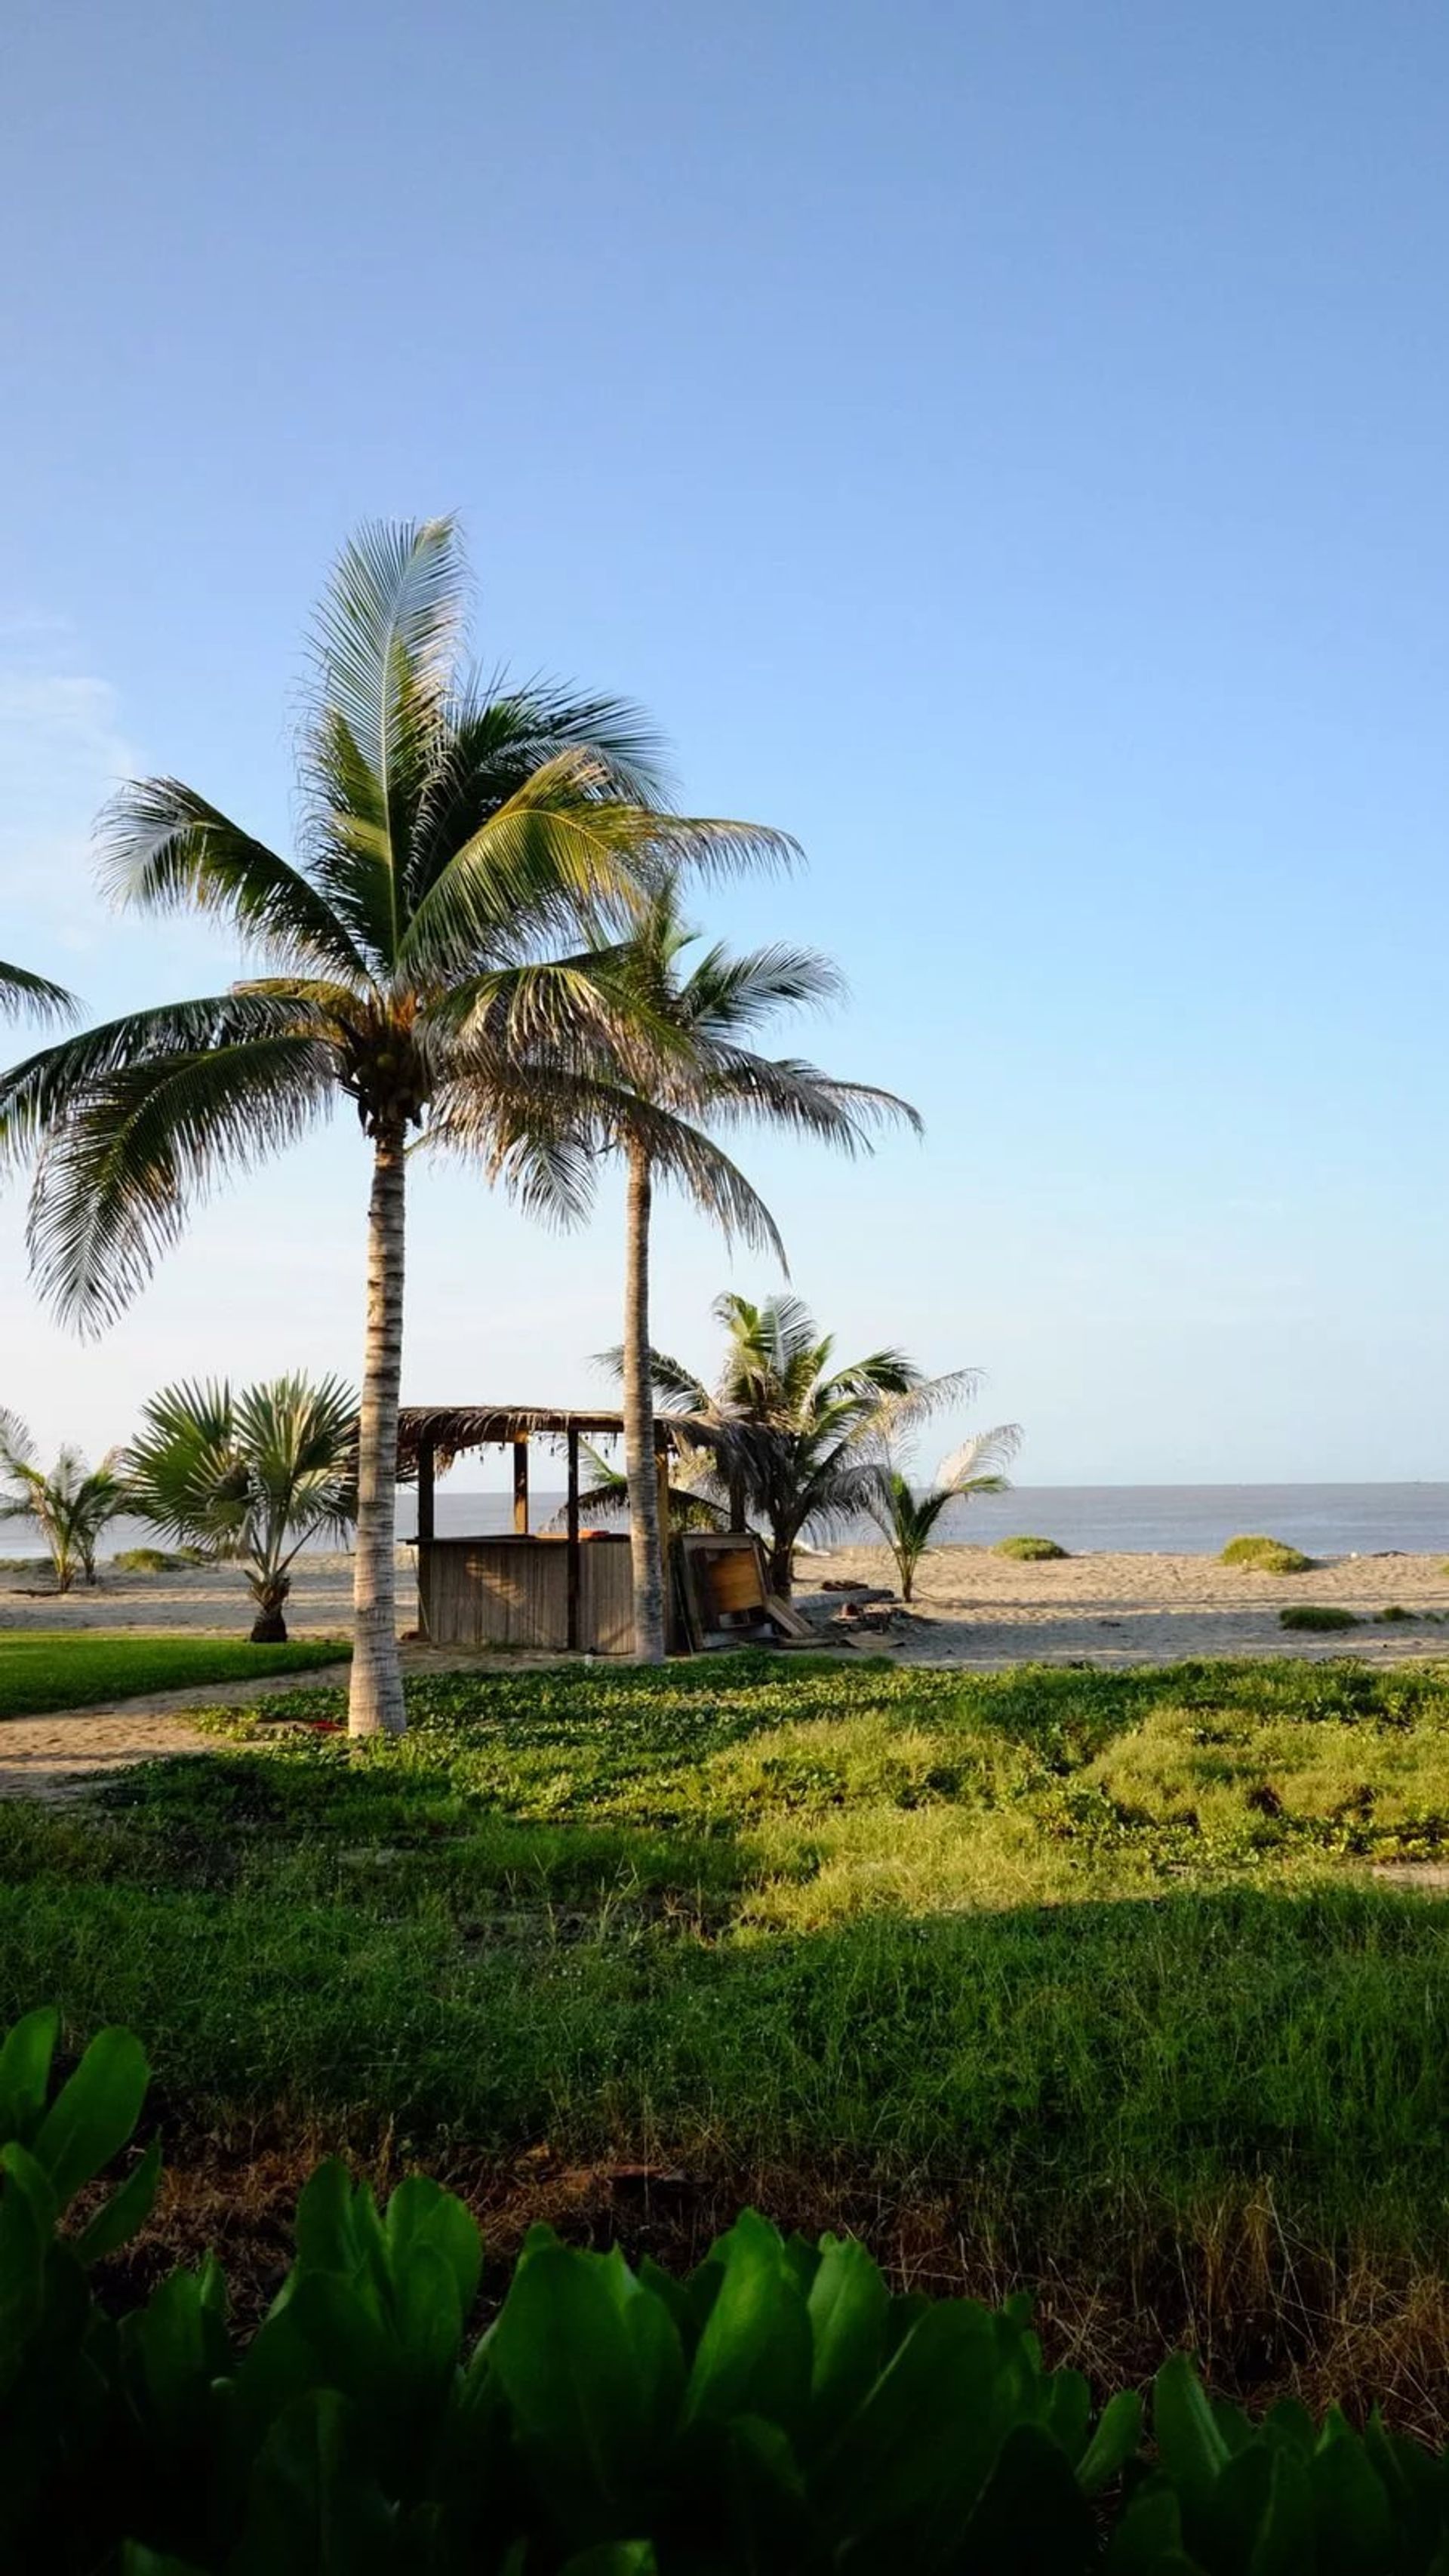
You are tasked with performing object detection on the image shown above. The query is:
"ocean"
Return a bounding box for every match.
[82,1484,1449,1563]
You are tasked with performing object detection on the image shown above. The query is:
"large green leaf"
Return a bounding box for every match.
[683,2209,812,2432]
[804,2232,889,2440]
[489,2235,674,2538]
[232,2389,400,2576]
[1153,2353,1232,2519]
[31,2024,148,2202]
[0,2005,58,2144]
[75,2137,162,2265]
[963,2422,1097,2572]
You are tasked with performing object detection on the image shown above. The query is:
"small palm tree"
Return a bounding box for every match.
[123,1375,358,1640]
[627,1293,981,1598]
[0,1413,126,1593]
[477,882,916,1659]
[0,519,789,1735]
[866,1426,1023,1602]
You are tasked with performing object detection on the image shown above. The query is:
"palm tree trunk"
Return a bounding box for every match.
[768,1532,794,1600]
[349,1125,408,1737]
[623,1140,666,1664]
[250,1571,291,1644]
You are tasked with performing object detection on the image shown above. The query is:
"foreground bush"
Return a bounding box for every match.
[1220,1534,1314,1575]
[8,2011,1449,2571]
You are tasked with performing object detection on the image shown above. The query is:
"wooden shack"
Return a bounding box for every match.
[396,1405,687,1656]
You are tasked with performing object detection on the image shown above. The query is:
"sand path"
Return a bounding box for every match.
[0,1662,353,1803]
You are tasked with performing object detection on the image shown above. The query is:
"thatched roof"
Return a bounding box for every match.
[395,1405,694,1481]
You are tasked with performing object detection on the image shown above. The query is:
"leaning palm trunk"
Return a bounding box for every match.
[351,1129,408,1734]
[622,1143,666,1663]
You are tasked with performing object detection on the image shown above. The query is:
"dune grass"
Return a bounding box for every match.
[4,1652,1449,2414]
[1279,1605,1359,1633]
[1220,1532,1315,1574]
[0,1632,349,1718]
[992,1534,1069,1560]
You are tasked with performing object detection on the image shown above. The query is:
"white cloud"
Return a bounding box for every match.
[0,654,139,943]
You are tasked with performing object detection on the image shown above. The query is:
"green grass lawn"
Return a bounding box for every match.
[0,1631,349,1717]
[2,1651,1449,2413]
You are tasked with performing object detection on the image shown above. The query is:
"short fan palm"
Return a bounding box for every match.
[123,1375,358,1640]
[0,519,790,1734]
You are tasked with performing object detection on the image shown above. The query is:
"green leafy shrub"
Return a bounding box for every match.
[994,1534,1070,1561]
[1220,1533,1315,1574]
[110,1545,207,1572]
[8,2006,1449,2572]
[1280,1605,1360,1633]
[1376,1605,1417,1624]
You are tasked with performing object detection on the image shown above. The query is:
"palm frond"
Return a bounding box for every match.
[935,1423,1024,1486]
[0,991,323,1168]
[681,940,847,1035]
[0,961,77,1023]
[26,1033,336,1330]
[97,780,369,983]
[301,517,465,967]
[406,680,669,913]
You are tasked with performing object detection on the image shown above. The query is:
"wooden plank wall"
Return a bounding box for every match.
[419,1539,635,1654]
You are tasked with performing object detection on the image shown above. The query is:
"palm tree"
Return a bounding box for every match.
[0,962,75,1022]
[866,1426,1023,1602]
[619,1292,983,1598]
[122,1375,357,1639]
[0,1412,126,1593]
[470,882,918,1660]
[0,519,790,1735]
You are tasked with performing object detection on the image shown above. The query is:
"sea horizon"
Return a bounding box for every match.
[72,1480,1449,1564]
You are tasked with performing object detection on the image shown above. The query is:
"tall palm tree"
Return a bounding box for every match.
[630,1292,982,1597]
[561,884,918,1659]
[0,519,790,1735]
[123,1374,358,1639]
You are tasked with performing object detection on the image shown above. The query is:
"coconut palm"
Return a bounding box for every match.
[0,1411,126,1592]
[0,518,791,1735]
[0,962,75,1022]
[465,881,918,1660]
[614,1292,983,1599]
[866,1425,1023,1602]
[122,1375,358,1640]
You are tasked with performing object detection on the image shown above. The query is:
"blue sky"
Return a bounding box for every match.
[2,0,1447,1484]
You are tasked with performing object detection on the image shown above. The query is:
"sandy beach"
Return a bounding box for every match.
[3,1541,1449,1667]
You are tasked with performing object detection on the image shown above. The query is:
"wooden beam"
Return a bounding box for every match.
[566,1427,581,1651]
[512,1437,529,1535]
[417,1439,435,1544]
[728,1466,747,1534]
[656,1432,674,1652]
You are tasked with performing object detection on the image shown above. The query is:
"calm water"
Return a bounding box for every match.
[84,1484,1449,1563]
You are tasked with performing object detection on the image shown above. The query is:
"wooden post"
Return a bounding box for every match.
[566,1427,581,1651]
[728,1465,746,1534]
[416,1438,435,1638]
[656,1431,673,1652]
[513,1437,529,1535]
